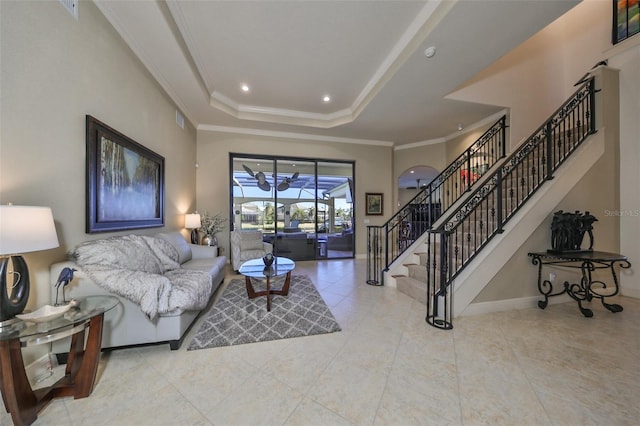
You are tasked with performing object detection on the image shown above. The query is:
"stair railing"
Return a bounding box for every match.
[426,77,596,329]
[366,115,507,285]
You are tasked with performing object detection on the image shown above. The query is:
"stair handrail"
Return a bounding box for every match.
[426,77,597,329]
[366,115,507,285]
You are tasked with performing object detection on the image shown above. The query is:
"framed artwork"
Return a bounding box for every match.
[365,193,383,216]
[86,115,165,233]
[613,0,639,44]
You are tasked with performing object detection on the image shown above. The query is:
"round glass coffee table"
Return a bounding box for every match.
[239,257,295,311]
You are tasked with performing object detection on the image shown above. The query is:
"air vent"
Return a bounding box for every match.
[176,110,185,129]
[58,0,78,20]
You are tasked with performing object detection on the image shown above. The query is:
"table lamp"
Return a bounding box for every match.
[0,205,59,322]
[185,213,201,244]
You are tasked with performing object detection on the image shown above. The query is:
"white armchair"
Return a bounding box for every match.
[230,230,273,271]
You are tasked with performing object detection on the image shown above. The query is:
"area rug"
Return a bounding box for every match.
[188,274,341,350]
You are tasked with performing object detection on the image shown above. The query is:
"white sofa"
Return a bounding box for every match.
[50,231,226,351]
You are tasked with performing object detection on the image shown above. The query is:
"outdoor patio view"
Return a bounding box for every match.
[230,155,354,260]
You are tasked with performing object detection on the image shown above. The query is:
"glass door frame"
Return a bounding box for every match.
[229,153,355,260]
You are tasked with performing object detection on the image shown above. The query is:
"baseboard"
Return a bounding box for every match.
[459,294,573,317]
[621,286,640,299]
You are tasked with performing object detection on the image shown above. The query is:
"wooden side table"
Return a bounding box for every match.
[0,296,118,425]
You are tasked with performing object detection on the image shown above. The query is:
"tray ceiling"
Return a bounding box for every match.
[95,0,579,146]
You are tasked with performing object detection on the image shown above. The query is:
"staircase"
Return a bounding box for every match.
[366,115,507,286]
[368,76,599,330]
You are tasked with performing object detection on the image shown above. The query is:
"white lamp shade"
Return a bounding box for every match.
[0,205,60,255]
[185,213,201,229]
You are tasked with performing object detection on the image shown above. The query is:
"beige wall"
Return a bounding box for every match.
[474,66,621,303]
[445,123,496,164]
[0,1,197,310]
[611,39,640,297]
[196,131,393,257]
[448,0,611,150]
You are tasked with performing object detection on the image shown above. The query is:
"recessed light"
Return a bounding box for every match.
[241,84,250,93]
[410,170,415,174]
[323,95,331,103]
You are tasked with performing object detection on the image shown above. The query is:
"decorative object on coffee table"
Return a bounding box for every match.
[0,205,59,323]
[239,256,295,311]
[262,252,274,268]
[548,210,598,254]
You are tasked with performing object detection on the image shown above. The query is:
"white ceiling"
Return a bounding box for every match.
[95,0,579,146]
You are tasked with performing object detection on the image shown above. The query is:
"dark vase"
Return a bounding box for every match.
[262,253,274,267]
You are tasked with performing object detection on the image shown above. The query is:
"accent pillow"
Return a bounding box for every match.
[240,239,264,250]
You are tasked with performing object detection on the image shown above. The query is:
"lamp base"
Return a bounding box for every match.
[0,255,31,322]
[190,229,199,244]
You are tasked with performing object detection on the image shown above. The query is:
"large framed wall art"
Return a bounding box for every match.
[613,0,639,44]
[86,115,164,233]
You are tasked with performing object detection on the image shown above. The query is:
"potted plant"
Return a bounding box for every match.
[199,212,228,246]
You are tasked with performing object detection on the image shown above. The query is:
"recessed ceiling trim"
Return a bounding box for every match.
[189,0,456,129]
[165,0,215,94]
[198,124,394,147]
[94,0,198,128]
[210,90,240,117]
[351,0,455,119]
[394,109,509,151]
[210,91,356,128]
[395,137,446,151]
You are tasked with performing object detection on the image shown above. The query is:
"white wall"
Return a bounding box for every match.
[0,1,198,312]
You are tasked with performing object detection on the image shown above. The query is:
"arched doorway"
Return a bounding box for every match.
[398,165,439,206]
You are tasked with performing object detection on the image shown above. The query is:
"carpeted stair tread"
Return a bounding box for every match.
[407,263,427,281]
[396,275,427,305]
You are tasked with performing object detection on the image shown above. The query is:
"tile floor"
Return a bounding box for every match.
[5,259,639,425]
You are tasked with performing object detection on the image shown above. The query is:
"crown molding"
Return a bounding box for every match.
[394,109,508,151]
[198,124,394,147]
[209,92,356,128]
[394,137,446,151]
[176,0,455,128]
[94,0,199,129]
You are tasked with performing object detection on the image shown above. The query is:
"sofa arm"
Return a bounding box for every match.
[189,244,218,259]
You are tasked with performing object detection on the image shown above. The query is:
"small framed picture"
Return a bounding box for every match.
[365,193,383,216]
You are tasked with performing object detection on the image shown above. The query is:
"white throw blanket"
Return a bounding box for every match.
[70,234,212,319]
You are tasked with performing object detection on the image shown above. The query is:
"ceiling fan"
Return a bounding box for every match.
[277,172,299,191]
[242,164,271,192]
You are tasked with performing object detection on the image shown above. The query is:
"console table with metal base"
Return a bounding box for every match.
[528,251,630,317]
[0,296,118,425]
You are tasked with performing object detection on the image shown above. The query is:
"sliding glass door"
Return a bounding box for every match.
[230,154,354,261]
